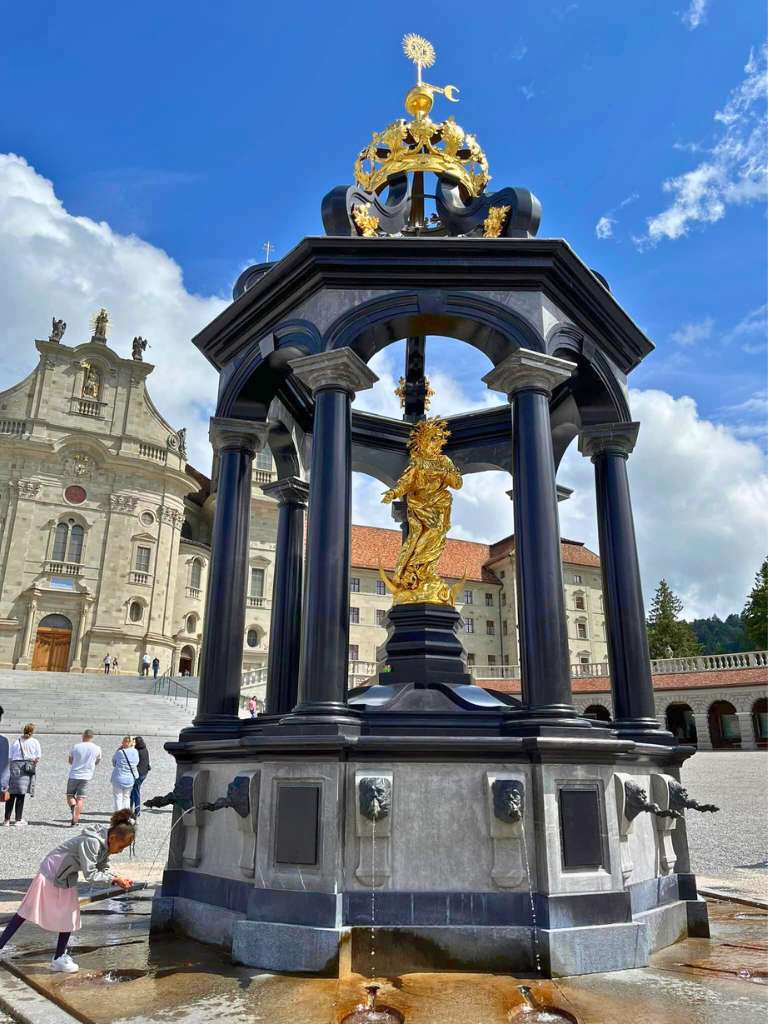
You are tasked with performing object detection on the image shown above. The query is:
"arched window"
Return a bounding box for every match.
[52,522,69,561]
[129,600,143,623]
[186,613,197,634]
[190,558,203,590]
[51,519,85,563]
[68,524,84,563]
[246,628,259,648]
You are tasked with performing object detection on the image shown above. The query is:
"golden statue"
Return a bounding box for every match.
[380,417,463,605]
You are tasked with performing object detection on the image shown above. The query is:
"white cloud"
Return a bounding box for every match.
[519,84,536,102]
[595,216,615,240]
[639,46,767,245]
[670,316,714,346]
[680,0,709,30]
[722,302,767,352]
[0,154,227,470]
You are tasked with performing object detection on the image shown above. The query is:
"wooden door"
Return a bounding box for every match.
[31,628,72,671]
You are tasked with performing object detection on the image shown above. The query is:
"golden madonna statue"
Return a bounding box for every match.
[381,417,463,605]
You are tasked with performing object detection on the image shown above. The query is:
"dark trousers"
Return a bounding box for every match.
[130,775,145,814]
[104,664,110,674]
[141,665,149,676]
[0,914,70,957]
[4,794,25,822]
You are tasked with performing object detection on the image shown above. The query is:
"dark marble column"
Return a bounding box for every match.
[287,349,377,725]
[484,350,588,728]
[193,417,267,732]
[579,424,669,742]
[260,476,309,716]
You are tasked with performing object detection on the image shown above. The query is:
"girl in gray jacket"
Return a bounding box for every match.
[0,808,136,973]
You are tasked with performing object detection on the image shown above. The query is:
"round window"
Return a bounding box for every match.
[140,511,155,527]
[246,629,259,648]
[129,601,143,623]
[64,485,86,505]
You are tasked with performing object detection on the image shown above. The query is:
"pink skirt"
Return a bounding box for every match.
[17,873,81,933]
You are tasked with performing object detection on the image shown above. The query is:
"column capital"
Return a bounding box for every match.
[261,475,309,507]
[289,349,378,396]
[579,422,640,461]
[209,417,268,455]
[482,349,575,398]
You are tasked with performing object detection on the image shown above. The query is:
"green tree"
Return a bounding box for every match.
[646,579,701,659]
[742,557,768,650]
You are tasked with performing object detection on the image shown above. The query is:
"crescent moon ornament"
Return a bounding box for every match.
[443,84,460,102]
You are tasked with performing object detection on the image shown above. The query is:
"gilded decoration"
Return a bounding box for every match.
[395,375,434,410]
[351,203,380,237]
[353,34,489,198]
[380,417,463,605]
[81,362,101,399]
[483,205,511,238]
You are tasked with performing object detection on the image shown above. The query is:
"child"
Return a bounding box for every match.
[0,808,136,973]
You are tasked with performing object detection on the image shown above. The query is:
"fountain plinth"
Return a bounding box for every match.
[152,34,713,980]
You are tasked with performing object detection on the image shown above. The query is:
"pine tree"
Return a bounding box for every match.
[742,557,768,650]
[646,579,701,659]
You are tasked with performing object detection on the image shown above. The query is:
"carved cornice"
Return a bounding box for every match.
[14,479,41,500]
[110,494,139,513]
[261,475,309,507]
[289,349,378,396]
[483,349,575,398]
[578,422,640,461]
[158,505,184,526]
[209,417,269,456]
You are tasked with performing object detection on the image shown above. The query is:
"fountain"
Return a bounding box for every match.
[341,984,405,1024]
[149,33,719,983]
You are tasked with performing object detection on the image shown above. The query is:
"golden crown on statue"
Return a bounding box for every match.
[353,34,490,198]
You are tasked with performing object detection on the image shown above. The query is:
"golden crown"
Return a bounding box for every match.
[354,35,490,199]
[408,416,451,453]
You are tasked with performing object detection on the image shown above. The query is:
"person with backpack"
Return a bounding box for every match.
[130,736,151,817]
[3,724,41,827]
[110,737,139,811]
[0,808,136,973]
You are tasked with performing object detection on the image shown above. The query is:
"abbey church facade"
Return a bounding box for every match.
[0,317,608,681]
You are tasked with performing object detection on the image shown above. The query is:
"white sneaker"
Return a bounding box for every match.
[13,820,27,827]
[50,953,79,973]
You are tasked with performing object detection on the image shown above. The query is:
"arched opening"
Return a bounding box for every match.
[181,519,193,540]
[51,519,85,565]
[32,613,73,672]
[186,613,198,634]
[665,703,698,744]
[178,645,195,676]
[190,558,203,591]
[752,697,768,748]
[246,627,262,649]
[583,704,611,722]
[708,699,741,749]
[129,600,143,623]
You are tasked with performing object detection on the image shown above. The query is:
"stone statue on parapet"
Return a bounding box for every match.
[132,336,148,361]
[49,317,66,343]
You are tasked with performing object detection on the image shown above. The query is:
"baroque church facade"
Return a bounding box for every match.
[0,317,608,680]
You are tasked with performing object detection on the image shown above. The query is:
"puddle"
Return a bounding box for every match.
[735,913,768,920]
[69,969,150,985]
[507,986,577,1022]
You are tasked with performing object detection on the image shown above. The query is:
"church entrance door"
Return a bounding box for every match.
[31,614,73,671]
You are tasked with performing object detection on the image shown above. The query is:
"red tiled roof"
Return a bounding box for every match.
[486,533,601,569]
[482,666,767,695]
[350,525,499,584]
[185,464,211,506]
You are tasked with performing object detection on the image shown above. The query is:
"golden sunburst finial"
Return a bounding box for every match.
[403,33,436,83]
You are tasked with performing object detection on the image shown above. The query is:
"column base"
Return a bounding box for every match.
[280,702,363,733]
[182,714,242,741]
[502,703,599,737]
[613,718,676,745]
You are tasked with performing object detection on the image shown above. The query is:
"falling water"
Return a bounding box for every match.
[135,806,196,893]
[370,816,376,983]
[519,820,542,975]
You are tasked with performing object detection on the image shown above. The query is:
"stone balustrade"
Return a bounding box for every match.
[0,418,28,436]
[43,560,82,576]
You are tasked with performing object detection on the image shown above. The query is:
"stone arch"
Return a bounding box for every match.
[125,595,148,626]
[583,703,611,722]
[32,614,73,672]
[665,702,698,744]
[752,696,767,748]
[47,511,89,565]
[245,624,265,650]
[178,644,196,676]
[707,699,741,749]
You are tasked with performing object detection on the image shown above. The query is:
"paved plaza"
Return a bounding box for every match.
[0,735,764,909]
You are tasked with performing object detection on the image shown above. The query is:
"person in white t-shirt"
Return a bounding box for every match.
[66,731,102,827]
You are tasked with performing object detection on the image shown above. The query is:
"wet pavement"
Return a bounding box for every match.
[0,894,766,1023]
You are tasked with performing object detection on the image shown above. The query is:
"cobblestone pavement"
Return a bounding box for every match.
[0,732,178,915]
[682,751,768,900]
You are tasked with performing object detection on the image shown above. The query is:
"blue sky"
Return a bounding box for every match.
[0,1,765,617]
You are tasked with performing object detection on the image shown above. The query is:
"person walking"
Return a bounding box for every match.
[151,656,160,680]
[247,696,258,719]
[66,731,102,828]
[130,736,151,817]
[103,654,111,675]
[4,724,41,827]
[111,655,119,674]
[141,653,151,677]
[0,706,9,819]
[110,737,138,811]
[0,809,136,973]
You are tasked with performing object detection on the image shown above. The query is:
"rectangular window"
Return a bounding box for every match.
[135,546,151,573]
[575,594,585,610]
[580,656,590,665]
[464,617,474,634]
[462,589,473,604]
[250,567,265,597]
[485,592,494,607]
[577,622,588,639]
[467,653,476,666]
[254,449,273,471]
[502,620,508,636]
[573,574,583,584]
[350,606,360,624]
[488,655,497,666]
[486,620,495,636]
[376,580,386,596]
[348,644,359,661]
[350,577,360,592]
[503,654,510,666]
[375,608,387,626]
[502,592,506,606]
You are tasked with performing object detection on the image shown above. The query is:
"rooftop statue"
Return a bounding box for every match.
[91,307,110,340]
[380,416,463,605]
[49,317,66,343]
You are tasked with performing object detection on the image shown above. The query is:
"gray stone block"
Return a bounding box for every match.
[686,897,710,938]
[634,900,688,954]
[232,920,340,975]
[350,925,535,975]
[172,895,243,950]
[543,921,648,977]
[149,895,174,933]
